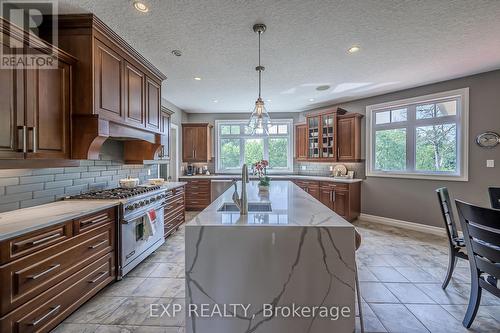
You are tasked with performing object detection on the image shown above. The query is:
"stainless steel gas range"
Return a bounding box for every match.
[68,186,166,278]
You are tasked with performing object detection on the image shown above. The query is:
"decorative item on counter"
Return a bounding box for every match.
[347,171,355,179]
[148,178,165,186]
[253,159,270,192]
[332,164,348,178]
[119,176,140,188]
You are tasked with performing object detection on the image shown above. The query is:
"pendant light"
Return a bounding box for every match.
[248,23,271,135]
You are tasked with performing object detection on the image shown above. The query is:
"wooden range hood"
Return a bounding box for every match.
[41,14,167,164]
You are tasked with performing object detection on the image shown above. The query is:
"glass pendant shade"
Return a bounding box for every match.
[248,97,271,134]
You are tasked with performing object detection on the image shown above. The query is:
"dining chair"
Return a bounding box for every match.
[435,187,468,289]
[455,200,500,328]
[488,187,500,209]
[354,229,364,333]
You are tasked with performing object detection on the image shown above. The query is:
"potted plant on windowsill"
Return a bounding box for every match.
[253,159,270,192]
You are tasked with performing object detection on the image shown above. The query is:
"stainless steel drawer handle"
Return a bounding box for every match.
[29,305,61,326]
[126,250,136,259]
[80,215,109,227]
[28,264,61,280]
[88,271,108,284]
[88,239,108,249]
[30,233,60,246]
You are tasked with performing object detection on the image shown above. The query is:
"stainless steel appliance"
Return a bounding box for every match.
[185,165,194,176]
[67,186,166,278]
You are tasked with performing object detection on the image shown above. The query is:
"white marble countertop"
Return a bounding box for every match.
[179,174,362,183]
[159,181,187,190]
[186,180,353,227]
[0,200,121,241]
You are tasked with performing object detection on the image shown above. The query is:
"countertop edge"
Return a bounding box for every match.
[179,175,363,183]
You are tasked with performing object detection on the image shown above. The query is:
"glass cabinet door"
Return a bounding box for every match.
[307,116,320,158]
[321,113,335,158]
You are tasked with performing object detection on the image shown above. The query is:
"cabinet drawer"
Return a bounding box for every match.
[73,208,116,234]
[165,186,185,199]
[164,212,185,237]
[186,180,210,186]
[0,224,114,316]
[0,253,114,333]
[1,223,73,265]
[165,205,184,222]
[165,192,184,206]
[320,182,349,191]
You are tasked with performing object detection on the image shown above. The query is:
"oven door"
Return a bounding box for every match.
[121,204,165,270]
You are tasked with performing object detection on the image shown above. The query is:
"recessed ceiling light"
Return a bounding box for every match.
[213,99,219,103]
[194,77,202,81]
[348,45,360,53]
[316,85,330,91]
[266,99,272,102]
[308,98,315,102]
[133,1,149,13]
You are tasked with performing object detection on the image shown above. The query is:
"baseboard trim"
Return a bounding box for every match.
[358,213,446,236]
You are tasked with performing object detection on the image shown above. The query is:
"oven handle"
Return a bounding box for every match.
[122,203,166,224]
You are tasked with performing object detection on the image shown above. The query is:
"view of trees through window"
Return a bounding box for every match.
[218,121,292,171]
[373,98,459,174]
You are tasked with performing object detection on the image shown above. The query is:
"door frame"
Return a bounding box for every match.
[171,123,180,181]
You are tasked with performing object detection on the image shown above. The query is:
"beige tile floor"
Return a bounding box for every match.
[52,212,500,333]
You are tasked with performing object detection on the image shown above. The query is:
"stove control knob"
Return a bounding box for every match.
[150,197,156,202]
[140,201,145,207]
[145,199,150,204]
[134,203,140,209]
[125,205,132,211]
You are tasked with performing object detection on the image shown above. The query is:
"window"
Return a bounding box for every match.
[366,88,469,181]
[215,120,293,173]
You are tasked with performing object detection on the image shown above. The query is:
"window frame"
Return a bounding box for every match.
[215,119,294,174]
[366,88,469,181]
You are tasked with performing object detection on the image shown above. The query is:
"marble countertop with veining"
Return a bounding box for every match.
[186,180,354,227]
[159,181,187,190]
[179,174,363,183]
[0,200,121,241]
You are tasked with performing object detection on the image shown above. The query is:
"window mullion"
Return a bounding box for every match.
[407,105,416,172]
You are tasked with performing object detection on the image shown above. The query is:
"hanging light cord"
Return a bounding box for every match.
[258,30,262,99]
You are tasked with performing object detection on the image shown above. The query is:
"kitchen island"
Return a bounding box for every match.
[185,180,355,333]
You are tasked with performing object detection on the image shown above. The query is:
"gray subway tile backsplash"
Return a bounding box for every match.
[0,156,158,213]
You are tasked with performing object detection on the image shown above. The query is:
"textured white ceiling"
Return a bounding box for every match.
[58,0,500,113]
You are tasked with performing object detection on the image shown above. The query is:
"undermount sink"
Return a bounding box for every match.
[218,202,272,212]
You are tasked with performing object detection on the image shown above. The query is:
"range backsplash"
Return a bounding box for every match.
[0,142,158,213]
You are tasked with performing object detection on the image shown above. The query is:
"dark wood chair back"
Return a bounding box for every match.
[488,187,500,209]
[436,187,461,247]
[455,200,500,298]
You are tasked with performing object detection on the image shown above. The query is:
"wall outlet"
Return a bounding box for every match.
[147,169,151,175]
[301,165,307,171]
[329,165,334,172]
[486,160,495,168]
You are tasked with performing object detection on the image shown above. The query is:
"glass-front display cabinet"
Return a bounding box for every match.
[306,110,339,160]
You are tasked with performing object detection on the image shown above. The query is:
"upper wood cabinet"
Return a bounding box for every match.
[337,113,363,162]
[0,18,75,163]
[40,14,167,161]
[300,108,363,162]
[182,123,213,162]
[295,124,307,160]
[158,107,172,160]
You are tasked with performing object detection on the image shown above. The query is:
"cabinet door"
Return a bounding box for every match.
[308,184,320,200]
[94,40,123,122]
[124,62,145,127]
[25,61,71,159]
[295,124,307,160]
[337,116,361,161]
[146,78,161,132]
[307,116,320,158]
[194,126,208,161]
[319,186,334,210]
[321,113,336,159]
[159,112,170,159]
[182,126,196,161]
[0,68,24,159]
[333,190,349,219]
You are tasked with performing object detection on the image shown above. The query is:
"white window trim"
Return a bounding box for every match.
[366,88,469,181]
[215,119,294,174]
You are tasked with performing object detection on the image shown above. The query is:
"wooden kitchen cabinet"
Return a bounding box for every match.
[0,18,75,163]
[295,124,307,160]
[0,206,117,333]
[182,123,213,162]
[158,107,172,160]
[146,78,161,132]
[184,179,211,210]
[299,108,363,162]
[164,185,186,237]
[293,180,320,200]
[337,113,363,162]
[123,61,145,127]
[318,181,360,221]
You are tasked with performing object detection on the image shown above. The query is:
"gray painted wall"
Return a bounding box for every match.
[301,69,500,228]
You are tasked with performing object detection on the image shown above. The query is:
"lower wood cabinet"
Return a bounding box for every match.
[0,207,117,333]
[293,180,361,221]
[185,180,211,210]
[164,185,186,238]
